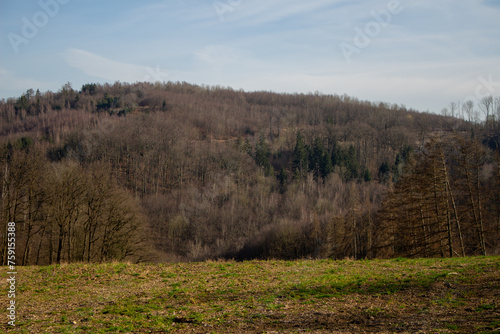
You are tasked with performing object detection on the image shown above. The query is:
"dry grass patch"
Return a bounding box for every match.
[1,257,499,333]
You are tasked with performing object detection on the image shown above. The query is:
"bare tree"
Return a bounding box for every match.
[479,96,493,125]
[463,100,475,123]
[495,97,500,128]
[449,102,457,119]
[46,163,85,264]
[456,137,487,255]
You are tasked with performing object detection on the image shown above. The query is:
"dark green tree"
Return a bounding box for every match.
[311,138,333,180]
[292,132,309,179]
[344,145,359,180]
[331,141,341,167]
[363,168,372,182]
[255,134,273,176]
[81,83,98,95]
[15,94,30,112]
[17,137,33,152]
[393,145,414,183]
[96,94,120,112]
[34,89,42,115]
[378,161,391,183]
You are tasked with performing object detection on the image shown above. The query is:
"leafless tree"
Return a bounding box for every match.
[463,100,475,123]
[480,96,494,125]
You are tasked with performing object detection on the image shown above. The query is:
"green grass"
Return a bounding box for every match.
[1,256,499,333]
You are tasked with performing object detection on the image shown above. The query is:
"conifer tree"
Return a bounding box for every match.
[311,138,333,180]
[292,132,309,179]
[254,134,273,176]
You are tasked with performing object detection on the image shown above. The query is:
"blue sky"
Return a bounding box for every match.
[1,0,499,114]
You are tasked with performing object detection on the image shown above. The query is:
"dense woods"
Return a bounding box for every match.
[1,81,499,264]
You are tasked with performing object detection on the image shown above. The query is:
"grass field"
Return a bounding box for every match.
[1,256,499,333]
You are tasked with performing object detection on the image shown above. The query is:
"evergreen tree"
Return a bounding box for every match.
[345,145,359,180]
[331,141,341,167]
[363,168,372,182]
[311,138,333,180]
[378,161,391,183]
[393,145,414,183]
[15,93,30,112]
[292,132,309,179]
[254,134,273,176]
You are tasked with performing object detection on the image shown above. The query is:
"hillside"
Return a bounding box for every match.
[1,257,498,333]
[1,82,499,264]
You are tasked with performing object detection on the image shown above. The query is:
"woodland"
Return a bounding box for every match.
[1,81,499,265]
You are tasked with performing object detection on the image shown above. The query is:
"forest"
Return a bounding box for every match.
[1,81,499,265]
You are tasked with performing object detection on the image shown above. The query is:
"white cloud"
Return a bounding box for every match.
[1,0,498,113]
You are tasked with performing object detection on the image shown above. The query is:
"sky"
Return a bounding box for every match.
[1,0,500,114]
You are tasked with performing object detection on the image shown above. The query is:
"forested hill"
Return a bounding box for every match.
[1,81,499,265]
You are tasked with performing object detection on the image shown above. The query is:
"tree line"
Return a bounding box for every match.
[1,81,498,264]
[0,139,153,265]
[377,135,499,258]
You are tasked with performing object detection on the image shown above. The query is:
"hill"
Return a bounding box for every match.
[1,256,498,333]
[1,82,499,264]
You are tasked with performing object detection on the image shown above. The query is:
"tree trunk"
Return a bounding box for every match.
[475,165,486,255]
[56,223,64,264]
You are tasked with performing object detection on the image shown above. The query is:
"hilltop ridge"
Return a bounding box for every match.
[1,81,499,264]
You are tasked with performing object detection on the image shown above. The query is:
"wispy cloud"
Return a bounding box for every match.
[212,0,337,25]
[0,0,498,112]
[63,48,168,83]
